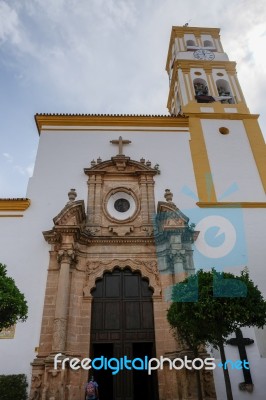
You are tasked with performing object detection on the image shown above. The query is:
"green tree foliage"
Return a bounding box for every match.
[167,269,266,400]
[0,263,28,331]
[0,374,28,400]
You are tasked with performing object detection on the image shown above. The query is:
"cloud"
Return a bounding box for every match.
[0,1,21,44]
[0,0,266,197]
[2,152,33,177]
[3,152,13,163]
[1,0,266,115]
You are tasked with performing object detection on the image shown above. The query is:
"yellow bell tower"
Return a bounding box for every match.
[166,26,249,115]
[165,26,266,205]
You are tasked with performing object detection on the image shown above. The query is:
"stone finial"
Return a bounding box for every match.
[146,160,151,167]
[140,158,145,164]
[154,164,160,174]
[91,160,96,167]
[97,157,102,163]
[164,189,173,202]
[68,188,77,202]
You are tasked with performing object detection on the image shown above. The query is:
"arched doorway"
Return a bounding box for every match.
[90,267,159,400]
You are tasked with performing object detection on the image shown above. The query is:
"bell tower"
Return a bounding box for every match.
[166,26,249,115]
[165,26,266,206]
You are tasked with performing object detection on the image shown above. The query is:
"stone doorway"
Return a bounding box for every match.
[90,268,159,400]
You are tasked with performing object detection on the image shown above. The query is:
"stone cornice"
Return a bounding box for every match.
[0,198,31,211]
[84,156,160,176]
[35,114,188,134]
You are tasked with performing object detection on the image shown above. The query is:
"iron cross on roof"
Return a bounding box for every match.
[110,136,131,155]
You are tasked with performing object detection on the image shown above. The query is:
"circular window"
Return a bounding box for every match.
[106,190,137,221]
[219,127,229,135]
[114,198,130,213]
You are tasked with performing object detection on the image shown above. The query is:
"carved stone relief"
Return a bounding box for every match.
[83,259,161,296]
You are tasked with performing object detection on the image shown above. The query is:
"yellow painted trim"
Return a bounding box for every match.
[40,128,188,132]
[184,73,193,102]
[189,118,217,202]
[0,199,31,211]
[176,60,237,73]
[197,202,266,208]
[35,115,189,134]
[185,112,258,120]
[0,214,23,217]
[243,119,266,193]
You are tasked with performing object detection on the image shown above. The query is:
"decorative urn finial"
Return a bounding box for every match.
[68,188,77,202]
[164,189,173,202]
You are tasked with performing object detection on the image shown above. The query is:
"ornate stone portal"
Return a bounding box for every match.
[29,144,216,400]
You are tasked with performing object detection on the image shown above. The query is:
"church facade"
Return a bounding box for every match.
[1,26,266,400]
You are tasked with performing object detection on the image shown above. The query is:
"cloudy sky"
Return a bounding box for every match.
[1,0,266,197]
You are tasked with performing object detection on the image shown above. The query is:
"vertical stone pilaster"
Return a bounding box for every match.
[139,174,149,224]
[87,175,96,224]
[52,249,76,353]
[94,175,103,224]
[147,176,156,223]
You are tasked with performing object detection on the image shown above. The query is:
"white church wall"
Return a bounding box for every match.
[1,123,266,398]
[0,212,49,377]
[0,125,199,382]
[28,127,198,211]
[201,119,266,202]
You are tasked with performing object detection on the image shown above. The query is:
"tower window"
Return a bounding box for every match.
[186,40,196,47]
[194,78,209,95]
[203,40,214,47]
[216,79,235,104]
[194,78,215,103]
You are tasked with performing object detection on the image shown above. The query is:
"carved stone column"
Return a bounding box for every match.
[147,176,155,223]
[139,174,149,224]
[52,249,76,353]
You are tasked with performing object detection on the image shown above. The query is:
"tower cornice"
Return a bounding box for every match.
[166,26,221,71]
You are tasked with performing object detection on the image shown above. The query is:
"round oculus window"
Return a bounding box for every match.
[106,191,136,221]
[114,198,130,213]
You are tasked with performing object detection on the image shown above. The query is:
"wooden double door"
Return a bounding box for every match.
[90,268,159,400]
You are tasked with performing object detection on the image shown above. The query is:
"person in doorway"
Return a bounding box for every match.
[85,375,99,400]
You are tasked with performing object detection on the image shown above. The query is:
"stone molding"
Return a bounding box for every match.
[83,259,161,297]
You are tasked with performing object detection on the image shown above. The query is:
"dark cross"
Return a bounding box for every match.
[110,136,131,155]
[226,328,254,387]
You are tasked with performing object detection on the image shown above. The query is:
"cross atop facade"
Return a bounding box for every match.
[110,136,131,155]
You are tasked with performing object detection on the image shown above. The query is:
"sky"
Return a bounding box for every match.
[1,0,266,197]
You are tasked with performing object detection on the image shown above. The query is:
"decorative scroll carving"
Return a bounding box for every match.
[46,369,64,400]
[109,225,134,236]
[29,374,42,400]
[85,227,100,236]
[142,226,154,236]
[203,370,217,398]
[83,259,161,297]
[57,249,76,264]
